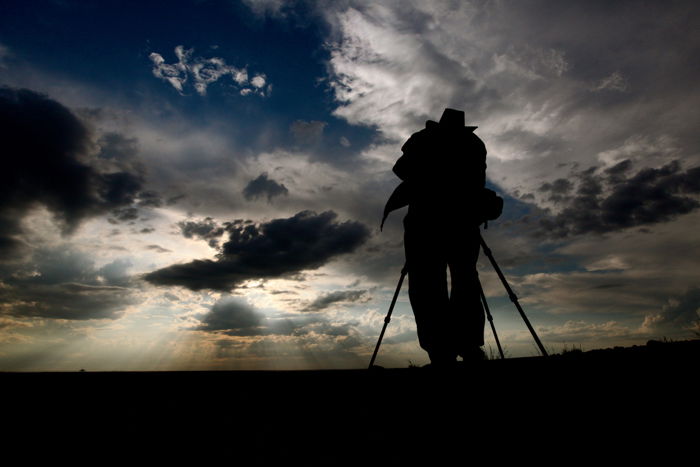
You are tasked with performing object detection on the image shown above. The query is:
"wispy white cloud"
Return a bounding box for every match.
[250,74,267,88]
[149,45,270,97]
[321,0,700,205]
[592,71,629,92]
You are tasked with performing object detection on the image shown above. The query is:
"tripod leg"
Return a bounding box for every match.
[477,276,505,359]
[368,263,408,369]
[479,233,548,357]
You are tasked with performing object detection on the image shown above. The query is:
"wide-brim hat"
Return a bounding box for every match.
[435,107,477,132]
[439,108,465,128]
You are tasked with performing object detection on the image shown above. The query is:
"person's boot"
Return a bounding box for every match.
[459,346,486,363]
[426,351,457,369]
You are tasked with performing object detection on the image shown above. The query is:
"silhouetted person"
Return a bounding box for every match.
[382,108,490,367]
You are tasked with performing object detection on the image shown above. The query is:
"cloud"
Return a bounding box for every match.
[197,297,266,336]
[242,173,289,202]
[143,210,371,291]
[149,46,188,93]
[195,296,366,346]
[0,283,134,320]
[0,87,144,258]
[508,212,700,318]
[592,71,629,92]
[97,258,133,286]
[319,0,700,217]
[149,45,269,96]
[96,132,140,162]
[178,217,226,248]
[250,74,267,89]
[302,289,370,312]
[534,160,700,238]
[108,206,139,224]
[0,248,137,320]
[539,320,634,341]
[146,244,171,253]
[643,287,700,333]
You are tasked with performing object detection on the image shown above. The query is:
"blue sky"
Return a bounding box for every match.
[1,0,699,370]
[2,1,374,154]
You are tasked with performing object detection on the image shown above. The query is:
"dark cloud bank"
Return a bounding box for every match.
[198,297,266,336]
[0,87,156,320]
[0,87,147,257]
[178,217,226,248]
[242,173,289,202]
[145,210,370,291]
[531,159,700,238]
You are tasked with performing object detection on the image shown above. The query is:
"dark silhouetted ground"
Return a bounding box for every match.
[3,339,697,464]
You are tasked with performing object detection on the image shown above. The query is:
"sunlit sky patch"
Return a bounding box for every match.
[1,0,699,370]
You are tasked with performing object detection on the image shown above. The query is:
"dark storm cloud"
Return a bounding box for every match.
[242,173,289,202]
[0,87,144,257]
[144,210,371,291]
[178,217,226,248]
[197,297,266,336]
[179,217,225,238]
[538,179,574,195]
[604,159,633,181]
[136,191,164,208]
[645,287,700,332]
[196,296,364,341]
[302,289,370,312]
[0,249,137,320]
[109,207,139,223]
[538,178,574,204]
[1,283,133,320]
[96,132,138,161]
[536,160,700,238]
[166,194,186,205]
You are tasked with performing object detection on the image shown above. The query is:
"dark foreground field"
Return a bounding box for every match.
[4,339,697,464]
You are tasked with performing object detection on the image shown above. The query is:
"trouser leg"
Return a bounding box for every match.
[404,229,454,362]
[448,235,485,355]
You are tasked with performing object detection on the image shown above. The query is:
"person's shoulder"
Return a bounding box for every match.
[463,127,486,150]
[410,124,437,140]
[401,125,434,152]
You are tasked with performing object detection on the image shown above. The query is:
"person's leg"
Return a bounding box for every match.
[404,228,455,365]
[447,230,485,359]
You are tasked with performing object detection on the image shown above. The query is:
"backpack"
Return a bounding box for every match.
[381,119,502,230]
[380,184,503,230]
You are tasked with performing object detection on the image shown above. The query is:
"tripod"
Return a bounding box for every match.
[368,231,548,369]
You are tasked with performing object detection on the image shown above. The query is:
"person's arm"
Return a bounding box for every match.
[380,181,410,231]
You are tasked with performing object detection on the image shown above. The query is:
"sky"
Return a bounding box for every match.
[1,0,699,371]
